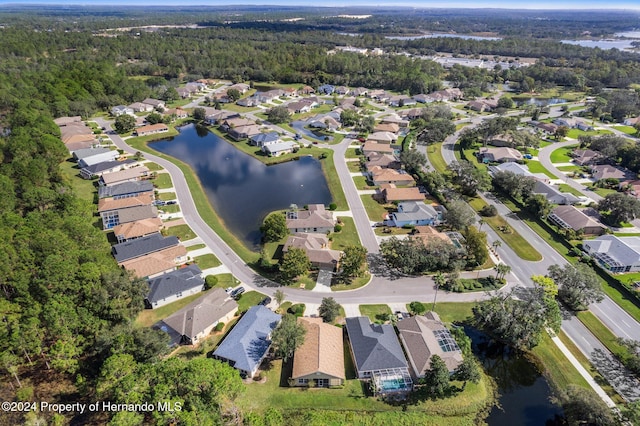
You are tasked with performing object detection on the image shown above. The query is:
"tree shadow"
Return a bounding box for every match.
[590,348,640,401]
[366,253,406,281]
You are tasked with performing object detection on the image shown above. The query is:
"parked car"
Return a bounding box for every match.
[224,287,233,293]
[523,154,533,159]
[153,200,166,206]
[166,200,177,205]
[258,296,272,306]
[230,287,245,299]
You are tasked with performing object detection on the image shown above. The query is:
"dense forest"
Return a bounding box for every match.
[1,6,640,424]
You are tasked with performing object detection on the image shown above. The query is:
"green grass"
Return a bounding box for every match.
[152,173,173,189]
[353,175,373,190]
[360,194,390,222]
[143,162,164,171]
[331,216,361,250]
[330,273,371,291]
[359,304,392,323]
[158,191,177,201]
[236,290,267,313]
[59,160,97,203]
[613,125,638,136]
[557,165,581,172]
[591,187,618,198]
[524,160,557,179]
[347,161,362,172]
[135,289,208,327]
[566,128,612,139]
[576,311,629,360]
[374,226,412,236]
[557,184,584,197]
[427,142,448,174]
[237,358,492,424]
[221,103,261,113]
[193,253,222,269]
[530,332,591,393]
[549,145,577,163]
[345,148,361,159]
[160,204,181,214]
[186,244,207,251]
[164,224,196,241]
[468,198,543,261]
[320,150,348,211]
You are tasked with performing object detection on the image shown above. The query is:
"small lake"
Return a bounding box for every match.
[386,33,502,41]
[561,39,639,50]
[468,328,563,425]
[150,124,332,249]
[513,97,567,107]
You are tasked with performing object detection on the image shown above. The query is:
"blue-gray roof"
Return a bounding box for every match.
[98,180,154,199]
[345,317,408,372]
[81,159,136,175]
[73,147,111,161]
[147,264,204,304]
[392,201,438,222]
[213,306,281,374]
[250,132,279,144]
[112,233,180,263]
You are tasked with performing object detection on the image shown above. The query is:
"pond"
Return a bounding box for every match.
[561,38,640,51]
[149,124,332,249]
[467,328,563,425]
[386,33,502,41]
[513,97,567,107]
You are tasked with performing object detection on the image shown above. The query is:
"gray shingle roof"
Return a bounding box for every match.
[213,306,281,374]
[81,159,136,175]
[584,235,640,267]
[112,233,180,263]
[250,132,279,145]
[73,147,111,161]
[533,181,580,204]
[116,205,158,224]
[146,264,204,304]
[345,317,408,372]
[392,201,438,222]
[98,180,155,199]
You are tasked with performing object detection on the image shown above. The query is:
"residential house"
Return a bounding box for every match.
[286,100,313,114]
[129,102,154,113]
[621,179,640,199]
[334,86,349,95]
[362,142,395,156]
[534,122,558,134]
[398,108,427,120]
[283,233,342,271]
[98,193,154,229]
[176,87,192,99]
[117,243,188,279]
[410,226,454,246]
[291,317,345,387]
[212,305,281,378]
[62,133,97,146]
[572,149,601,166]
[488,162,550,183]
[205,110,239,125]
[78,150,119,168]
[380,114,410,128]
[590,164,633,182]
[370,168,415,186]
[80,159,137,180]
[412,94,433,104]
[548,206,605,236]
[221,117,254,132]
[250,132,280,147]
[368,131,398,145]
[113,217,163,243]
[237,96,261,107]
[262,141,298,157]
[286,204,335,233]
[146,264,205,309]
[300,85,315,95]
[98,180,154,199]
[623,116,640,126]
[365,153,401,172]
[164,108,188,119]
[111,105,134,116]
[161,288,238,345]
[318,84,335,95]
[229,124,262,141]
[533,181,580,205]
[477,147,523,163]
[583,235,640,273]
[388,95,416,107]
[397,312,464,378]
[345,317,412,395]
[73,147,112,162]
[142,98,166,110]
[134,123,169,137]
[54,116,82,126]
[553,117,594,131]
[487,134,515,147]
[227,83,250,94]
[65,140,97,153]
[369,90,391,103]
[385,201,440,227]
[374,123,400,134]
[350,87,368,97]
[381,185,426,203]
[99,166,150,187]
[467,100,490,112]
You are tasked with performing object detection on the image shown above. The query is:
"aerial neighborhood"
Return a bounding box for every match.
[5,5,640,426]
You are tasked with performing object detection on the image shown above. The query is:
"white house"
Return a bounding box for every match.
[583,235,640,273]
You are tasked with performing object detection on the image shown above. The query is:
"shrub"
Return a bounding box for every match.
[204,275,218,290]
[480,205,498,217]
[214,322,224,332]
[288,303,305,316]
[334,224,343,232]
[329,202,337,210]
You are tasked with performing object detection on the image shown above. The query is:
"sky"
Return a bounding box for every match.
[1,0,639,10]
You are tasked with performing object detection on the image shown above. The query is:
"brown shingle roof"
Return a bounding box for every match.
[120,245,187,278]
[549,206,605,233]
[100,166,150,186]
[113,217,163,240]
[286,205,335,230]
[292,317,345,381]
[411,226,452,245]
[97,193,154,213]
[372,168,415,185]
[362,142,394,154]
[382,187,425,202]
[283,233,342,266]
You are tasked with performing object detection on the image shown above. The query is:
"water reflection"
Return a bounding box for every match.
[150,124,332,249]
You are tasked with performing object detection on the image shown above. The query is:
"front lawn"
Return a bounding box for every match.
[236,290,268,313]
[347,160,362,172]
[345,147,361,159]
[352,175,373,190]
[590,186,618,198]
[143,161,164,171]
[613,125,638,136]
[549,145,577,163]
[158,191,177,201]
[360,194,391,222]
[524,160,557,178]
[164,224,196,241]
[135,289,208,327]
[152,173,173,189]
[566,128,611,139]
[160,204,181,214]
[556,184,584,197]
[359,304,392,323]
[331,216,361,250]
[556,165,581,172]
[193,253,222,269]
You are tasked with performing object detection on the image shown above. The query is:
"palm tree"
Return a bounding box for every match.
[432,272,447,311]
[492,240,502,251]
[478,219,485,231]
[493,263,511,280]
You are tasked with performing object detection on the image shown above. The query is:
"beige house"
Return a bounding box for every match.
[286,204,335,233]
[283,233,342,271]
[291,317,345,387]
[371,168,415,186]
[381,185,426,203]
[362,141,395,156]
[135,123,169,137]
[397,312,463,377]
[113,218,163,243]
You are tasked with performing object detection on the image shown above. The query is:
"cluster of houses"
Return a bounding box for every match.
[111,97,187,135]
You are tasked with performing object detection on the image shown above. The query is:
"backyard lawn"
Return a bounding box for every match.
[193,253,222,269]
[59,160,96,203]
[135,290,209,327]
